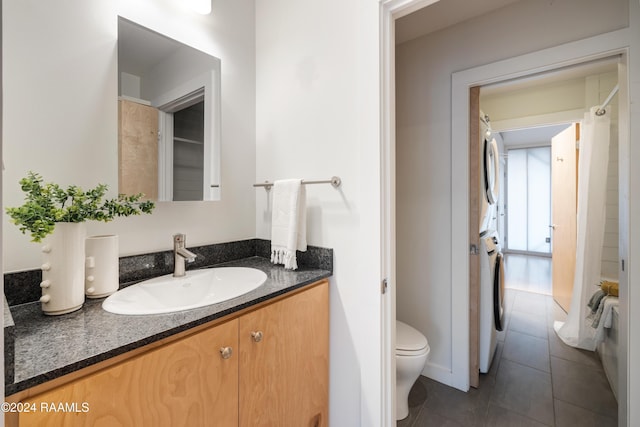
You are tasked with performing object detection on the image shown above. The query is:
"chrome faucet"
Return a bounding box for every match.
[173,234,197,277]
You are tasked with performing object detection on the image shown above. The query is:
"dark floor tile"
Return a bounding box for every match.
[397,375,429,426]
[397,404,421,427]
[502,330,550,372]
[554,399,617,427]
[397,409,419,427]
[409,375,430,407]
[547,327,602,369]
[550,356,618,419]
[490,359,554,425]
[484,403,550,427]
[420,377,491,426]
[400,282,618,427]
[509,309,548,339]
[411,408,466,426]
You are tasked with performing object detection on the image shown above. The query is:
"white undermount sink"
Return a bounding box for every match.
[102,267,267,315]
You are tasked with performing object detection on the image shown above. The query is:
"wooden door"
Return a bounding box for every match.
[239,281,329,427]
[551,124,579,312]
[19,319,239,427]
[118,99,159,200]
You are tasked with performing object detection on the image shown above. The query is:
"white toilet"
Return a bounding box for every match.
[396,320,430,420]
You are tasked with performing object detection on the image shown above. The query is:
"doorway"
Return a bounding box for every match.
[384,2,632,424]
[471,56,622,386]
[173,100,205,200]
[494,122,586,304]
[497,124,574,301]
[158,88,209,202]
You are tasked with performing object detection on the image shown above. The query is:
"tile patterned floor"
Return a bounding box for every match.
[397,255,618,427]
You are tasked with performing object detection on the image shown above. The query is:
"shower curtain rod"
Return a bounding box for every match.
[595,84,619,116]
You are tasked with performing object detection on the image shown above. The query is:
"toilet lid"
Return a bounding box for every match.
[396,320,428,352]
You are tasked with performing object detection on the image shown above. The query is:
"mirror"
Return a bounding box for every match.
[118,17,221,201]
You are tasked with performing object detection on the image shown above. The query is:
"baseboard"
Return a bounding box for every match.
[421,361,468,392]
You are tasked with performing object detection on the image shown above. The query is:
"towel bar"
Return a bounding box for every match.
[254,176,341,191]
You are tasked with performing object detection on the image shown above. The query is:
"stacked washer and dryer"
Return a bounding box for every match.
[479,113,505,374]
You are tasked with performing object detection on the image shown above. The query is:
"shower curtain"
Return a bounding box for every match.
[554,106,610,351]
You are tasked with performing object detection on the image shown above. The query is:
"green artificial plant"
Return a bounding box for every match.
[6,171,155,242]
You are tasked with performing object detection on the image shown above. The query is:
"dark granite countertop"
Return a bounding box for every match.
[4,297,15,385]
[6,256,331,396]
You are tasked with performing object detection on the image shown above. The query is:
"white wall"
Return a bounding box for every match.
[255,0,382,425]
[1,0,5,417]
[395,0,628,383]
[2,0,256,272]
[141,46,219,105]
[624,1,640,424]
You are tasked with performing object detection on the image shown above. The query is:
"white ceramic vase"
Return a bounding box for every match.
[85,235,119,298]
[40,222,86,315]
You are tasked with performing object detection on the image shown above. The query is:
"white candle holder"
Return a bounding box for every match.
[85,235,120,298]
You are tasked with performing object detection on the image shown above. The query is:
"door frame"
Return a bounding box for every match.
[452,31,630,409]
[452,32,629,387]
[381,2,631,418]
[494,117,584,257]
[380,1,441,423]
[152,71,221,201]
[157,89,205,202]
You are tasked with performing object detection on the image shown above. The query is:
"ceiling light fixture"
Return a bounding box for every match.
[187,0,211,15]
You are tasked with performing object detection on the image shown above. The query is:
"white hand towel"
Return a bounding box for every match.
[270,179,307,270]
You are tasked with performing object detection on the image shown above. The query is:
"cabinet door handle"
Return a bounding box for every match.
[251,331,263,343]
[220,346,233,359]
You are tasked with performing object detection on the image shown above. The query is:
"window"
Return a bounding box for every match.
[506,146,551,254]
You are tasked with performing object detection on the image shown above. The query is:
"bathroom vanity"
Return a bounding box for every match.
[4,241,332,427]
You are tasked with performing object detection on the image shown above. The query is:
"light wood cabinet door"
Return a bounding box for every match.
[18,319,239,427]
[239,282,329,427]
[11,281,329,427]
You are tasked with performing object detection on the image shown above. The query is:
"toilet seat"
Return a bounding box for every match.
[396,320,430,357]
